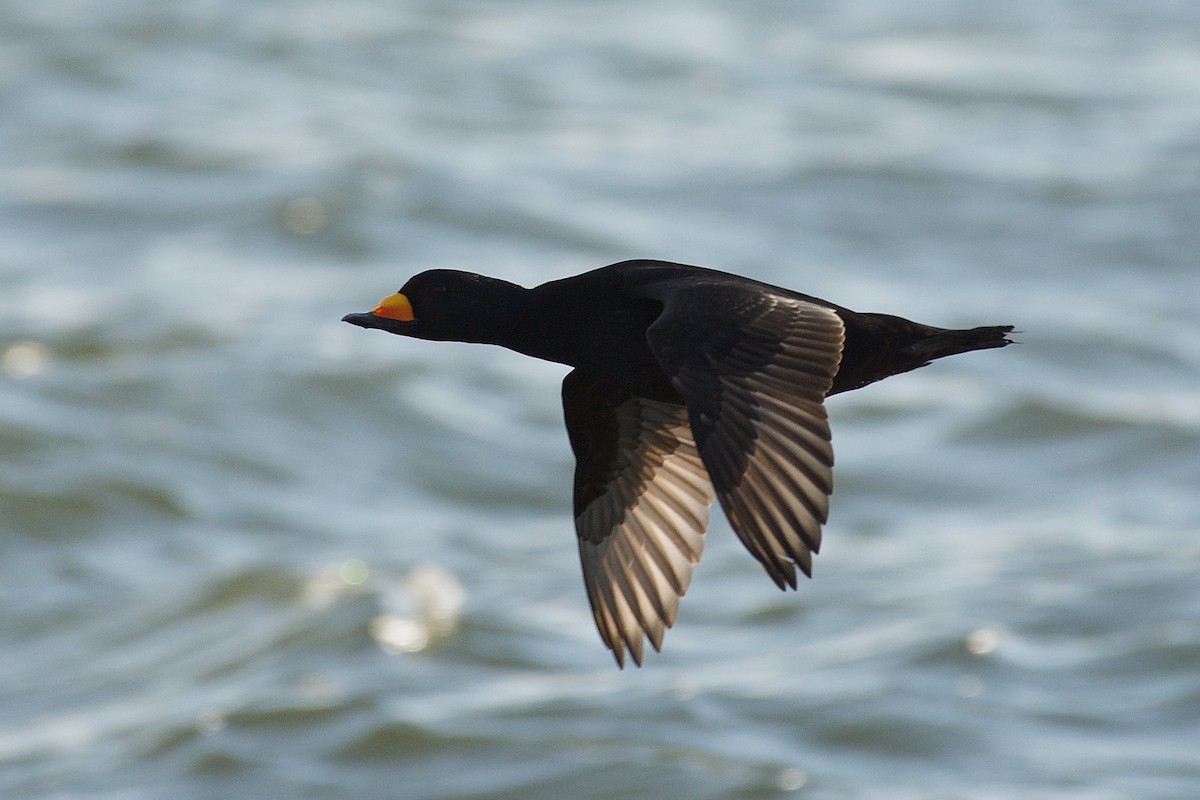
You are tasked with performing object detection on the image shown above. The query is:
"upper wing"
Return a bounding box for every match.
[562,369,715,668]
[642,279,845,590]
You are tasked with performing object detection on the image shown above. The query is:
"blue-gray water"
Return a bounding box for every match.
[3,2,1199,798]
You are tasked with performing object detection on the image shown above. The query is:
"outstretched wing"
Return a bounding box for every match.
[562,370,715,667]
[642,279,845,590]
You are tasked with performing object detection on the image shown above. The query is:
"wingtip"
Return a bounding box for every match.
[611,646,641,669]
[767,565,799,591]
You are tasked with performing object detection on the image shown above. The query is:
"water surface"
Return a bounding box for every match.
[2,2,1199,798]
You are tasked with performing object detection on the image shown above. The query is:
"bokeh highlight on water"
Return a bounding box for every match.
[2,2,1199,798]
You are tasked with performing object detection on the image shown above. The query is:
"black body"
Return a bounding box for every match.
[344,260,1013,666]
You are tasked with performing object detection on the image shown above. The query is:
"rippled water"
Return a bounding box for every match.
[3,1,1199,798]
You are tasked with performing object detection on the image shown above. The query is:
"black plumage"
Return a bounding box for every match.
[343,260,1013,666]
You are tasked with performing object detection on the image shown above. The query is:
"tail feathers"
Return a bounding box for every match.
[902,325,1015,363]
[829,315,1014,396]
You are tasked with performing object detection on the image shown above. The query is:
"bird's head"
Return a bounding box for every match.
[342,269,526,343]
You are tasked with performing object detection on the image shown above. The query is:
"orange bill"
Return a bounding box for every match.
[372,293,414,322]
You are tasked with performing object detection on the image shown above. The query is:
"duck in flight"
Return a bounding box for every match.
[343,260,1013,667]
